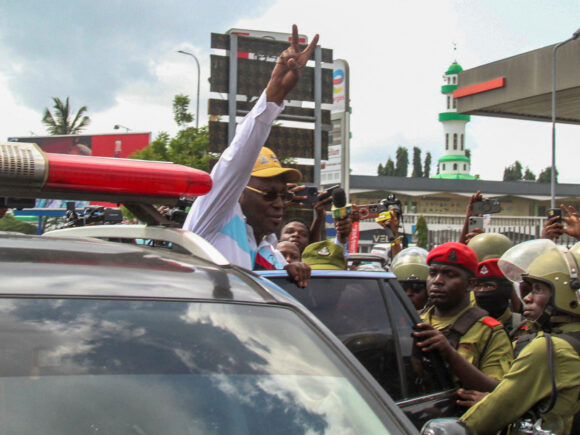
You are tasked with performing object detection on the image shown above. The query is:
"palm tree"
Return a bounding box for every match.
[42,97,90,135]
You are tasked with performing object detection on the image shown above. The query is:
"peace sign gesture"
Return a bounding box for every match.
[266,24,319,105]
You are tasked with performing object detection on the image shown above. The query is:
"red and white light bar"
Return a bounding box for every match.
[0,142,212,205]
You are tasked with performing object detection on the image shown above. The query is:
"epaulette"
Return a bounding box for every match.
[480,316,502,328]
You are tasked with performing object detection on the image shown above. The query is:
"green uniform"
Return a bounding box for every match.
[461,323,580,434]
[421,305,513,380]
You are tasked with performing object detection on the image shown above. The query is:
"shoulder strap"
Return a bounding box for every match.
[514,332,536,357]
[555,331,580,357]
[537,333,558,415]
[445,306,488,349]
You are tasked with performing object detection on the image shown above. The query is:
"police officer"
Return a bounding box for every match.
[468,232,523,315]
[467,232,513,262]
[473,258,527,340]
[413,242,513,392]
[391,247,429,311]
[460,239,580,434]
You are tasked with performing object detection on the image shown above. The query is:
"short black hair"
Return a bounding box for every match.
[282,218,310,236]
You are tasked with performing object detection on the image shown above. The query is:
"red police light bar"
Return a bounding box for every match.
[0,142,212,205]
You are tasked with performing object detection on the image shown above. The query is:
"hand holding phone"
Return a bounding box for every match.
[547,208,562,223]
[303,186,319,204]
[468,216,484,233]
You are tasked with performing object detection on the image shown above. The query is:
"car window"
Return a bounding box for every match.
[0,298,398,434]
[382,280,455,398]
[271,276,455,402]
[272,277,403,400]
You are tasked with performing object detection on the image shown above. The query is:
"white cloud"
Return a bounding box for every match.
[1,0,579,183]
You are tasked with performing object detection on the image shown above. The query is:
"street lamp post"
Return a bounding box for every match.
[177,50,201,130]
[114,124,131,132]
[551,28,580,208]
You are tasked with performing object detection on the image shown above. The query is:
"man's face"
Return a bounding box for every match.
[277,241,300,263]
[427,263,470,311]
[240,176,287,239]
[402,281,428,310]
[473,280,498,293]
[521,279,552,321]
[280,221,309,253]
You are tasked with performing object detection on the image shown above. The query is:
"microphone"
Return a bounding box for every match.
[331,188,352,219]
[330,187,390,221]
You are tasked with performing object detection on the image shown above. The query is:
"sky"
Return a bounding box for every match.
[1,0,579,182]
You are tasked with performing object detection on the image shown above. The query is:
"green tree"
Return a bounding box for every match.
[384,158,395,176]
[377,163,384,175]
[173,94,194,127]
[503,161,523,181]
[523,167,536,181]
[537,166,558,183]
[42,97,90,134]
[414,215,428,249]
[0,214,36,234]
[395,146,409,177]
[411,147,423,177]
[465,148,471,159]
[423,152,432,178]
[130,95,214,171]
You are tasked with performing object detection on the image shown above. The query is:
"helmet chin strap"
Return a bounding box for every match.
[533,304,554,332]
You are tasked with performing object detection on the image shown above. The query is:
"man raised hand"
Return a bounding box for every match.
[183,25,317,287]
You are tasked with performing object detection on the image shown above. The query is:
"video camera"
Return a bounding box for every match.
[63,202,123,228]
[379,194,403,219]
[164,198,194,227]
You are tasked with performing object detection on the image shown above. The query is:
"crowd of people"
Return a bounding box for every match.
[179,26,580,434]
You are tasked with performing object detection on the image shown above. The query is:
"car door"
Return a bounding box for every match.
[265,272,462,428]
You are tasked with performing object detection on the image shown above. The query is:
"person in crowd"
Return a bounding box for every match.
[277,241,301,264]
[280,218,311,253]
[542,204,580,241]
[301,240,346,270]
[412,242,513,392]
[472,258,527,340]
[459,190,484,244]
[280,191,352,258]
[375,210,403,258]
[183,25,317,287]
[391,247,429,311]
[460,239,580,434]
[467,232,523,317]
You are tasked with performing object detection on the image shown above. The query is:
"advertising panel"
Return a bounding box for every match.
[8,132,150,158]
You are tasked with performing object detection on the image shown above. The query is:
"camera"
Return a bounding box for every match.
[380,194,403,219]
[472,199,502,215]
[164,198,194,226]
[64,202,123,228]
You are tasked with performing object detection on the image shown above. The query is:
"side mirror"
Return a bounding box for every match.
[421,418,472,435]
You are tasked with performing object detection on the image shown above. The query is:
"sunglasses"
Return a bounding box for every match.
[245,185,295,203]
[403,282,426,294]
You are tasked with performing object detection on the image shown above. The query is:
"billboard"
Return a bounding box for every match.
[8,132,151,158]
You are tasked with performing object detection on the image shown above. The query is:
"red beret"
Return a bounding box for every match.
[427,242,478,275]
[476,258,506,279]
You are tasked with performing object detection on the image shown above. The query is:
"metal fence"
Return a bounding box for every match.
[359,213,576,250]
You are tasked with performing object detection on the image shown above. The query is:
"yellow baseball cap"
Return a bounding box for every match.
[252,147,301,182]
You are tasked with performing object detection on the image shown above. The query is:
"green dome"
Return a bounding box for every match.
[445,62,463,75]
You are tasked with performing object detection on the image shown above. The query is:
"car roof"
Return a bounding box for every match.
[0,233,278,302]
[259,269,397,279]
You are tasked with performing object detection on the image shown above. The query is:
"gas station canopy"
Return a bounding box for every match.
[455,39,580,124]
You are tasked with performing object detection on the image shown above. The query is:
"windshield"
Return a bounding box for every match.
[0,298,396,434]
